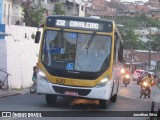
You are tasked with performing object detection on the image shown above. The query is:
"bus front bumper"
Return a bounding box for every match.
[36,79,113,100]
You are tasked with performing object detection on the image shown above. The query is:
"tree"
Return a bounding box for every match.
[123,30,140,49]
[114,14,160,50]
[21,0,46,27]
[52,3,66,15]
[148,34,160,51]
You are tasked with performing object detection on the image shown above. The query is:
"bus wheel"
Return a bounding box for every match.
[110,93,117,102]
[99,100,108,108]
[46,94,57,104]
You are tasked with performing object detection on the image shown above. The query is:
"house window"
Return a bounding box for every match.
[81,6,84,11]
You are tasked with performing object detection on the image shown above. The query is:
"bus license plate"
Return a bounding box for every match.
[64,91,78,96]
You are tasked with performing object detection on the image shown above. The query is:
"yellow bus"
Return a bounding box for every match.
[35,15,123,108]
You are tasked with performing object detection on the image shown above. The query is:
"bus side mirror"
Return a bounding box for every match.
[35,31,41,43]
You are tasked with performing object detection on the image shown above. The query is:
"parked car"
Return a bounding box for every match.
[133,69,145,81]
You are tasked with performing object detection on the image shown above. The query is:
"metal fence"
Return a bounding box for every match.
[0,69,11,90]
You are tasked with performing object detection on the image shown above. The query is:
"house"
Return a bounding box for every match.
[0,0,89,26]
[134,27,159,43]
[0,0,22,25]
[34,0,87,17]
[124,49,160,72]
[0,0,13,25]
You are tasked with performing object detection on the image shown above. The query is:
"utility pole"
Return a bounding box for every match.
[148,26,152,70]
[148,39,151,69]
[129,49,133,73]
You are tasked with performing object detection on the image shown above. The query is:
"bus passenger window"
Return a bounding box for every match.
[118,42,123,63]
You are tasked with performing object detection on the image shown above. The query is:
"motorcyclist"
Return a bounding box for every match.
[125,69,131,75]
[30,66,38,93]
[142,73,154,98]
[125,70,131,83]
[32,66,37,82]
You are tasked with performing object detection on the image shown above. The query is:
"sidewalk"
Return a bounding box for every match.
[0,88,29,98]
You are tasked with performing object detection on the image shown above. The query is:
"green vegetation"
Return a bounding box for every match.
[31,33,35,39]
[21,1,66,26]
[112,15,160,50]
[52,3,66,15]
[21,0,46,27]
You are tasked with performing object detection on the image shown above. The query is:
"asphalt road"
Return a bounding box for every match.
[0,80,160,120]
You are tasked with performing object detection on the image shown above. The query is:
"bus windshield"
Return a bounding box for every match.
[41,30,111,77]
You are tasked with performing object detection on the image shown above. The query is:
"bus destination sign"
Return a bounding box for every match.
[46,17,113,32]
[55,19,99,30]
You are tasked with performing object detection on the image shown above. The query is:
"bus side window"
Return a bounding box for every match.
[118,42,123,63]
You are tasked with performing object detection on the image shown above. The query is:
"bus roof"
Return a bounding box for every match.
[47,15,113,23]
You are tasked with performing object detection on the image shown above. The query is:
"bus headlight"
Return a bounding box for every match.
[37,70,48,82]
[95,77,109,88]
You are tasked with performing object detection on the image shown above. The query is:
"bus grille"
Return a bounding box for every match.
[52,86,91,96]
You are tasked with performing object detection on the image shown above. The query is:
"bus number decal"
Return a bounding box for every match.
[56,20,66,26]
[56,78,65,84]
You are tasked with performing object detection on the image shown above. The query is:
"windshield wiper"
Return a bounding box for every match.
[86,32,96,49]
[86,32,96,57]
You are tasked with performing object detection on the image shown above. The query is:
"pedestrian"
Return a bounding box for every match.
[15,19,20,25]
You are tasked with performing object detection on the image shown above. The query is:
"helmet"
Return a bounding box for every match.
[148,73,151,77]
[33,66,37,71]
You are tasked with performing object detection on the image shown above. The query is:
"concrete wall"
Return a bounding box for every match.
[0,40,7,82]
[5,25,41,89]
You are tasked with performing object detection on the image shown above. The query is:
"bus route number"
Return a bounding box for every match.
[56,78,65,84]
[56,20,66,26]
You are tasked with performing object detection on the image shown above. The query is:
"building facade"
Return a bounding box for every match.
[2,0,13,25]
[35,0,87,17]
[0,0,22,25]
[0,0,3,24]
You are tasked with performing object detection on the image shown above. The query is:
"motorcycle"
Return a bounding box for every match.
[30,82,36,93]
[123,74,130,87]
[30,66,37,93]
[140,81,150,99]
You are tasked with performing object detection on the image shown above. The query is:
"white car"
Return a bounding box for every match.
[133,69,145,81]
[145,71,155,77]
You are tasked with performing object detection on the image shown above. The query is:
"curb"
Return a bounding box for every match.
[0,89,29,98]
[0,93,20,98]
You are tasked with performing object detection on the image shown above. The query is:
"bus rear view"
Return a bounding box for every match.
[34,15,123,108]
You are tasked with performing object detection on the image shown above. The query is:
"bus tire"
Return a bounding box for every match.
[99,100,108,109]
[46,94,57,104]
[110,93,117,102]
